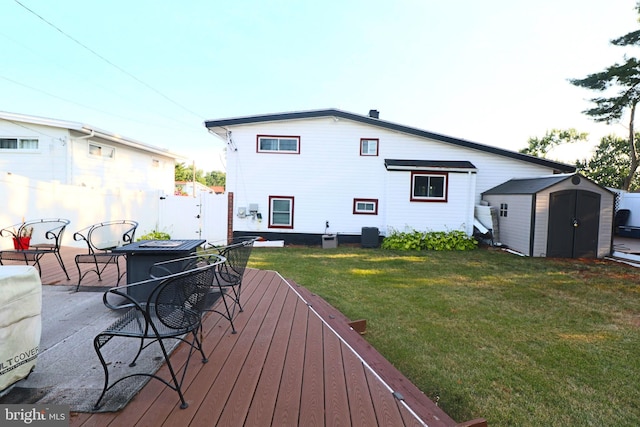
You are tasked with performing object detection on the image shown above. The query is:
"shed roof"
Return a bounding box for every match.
[204,108,575,173]
[482,173,604,195]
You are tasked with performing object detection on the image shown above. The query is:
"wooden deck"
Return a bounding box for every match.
[5,246,486,427]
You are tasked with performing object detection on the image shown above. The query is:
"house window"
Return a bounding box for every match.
[500,203,508,217]
[88,142,115,159]
[354,198,378,215]
[269,196,294,228]
[257,135,300,153]
[411,172,448,202]
[360,138,379,156]
[0,138,39,150]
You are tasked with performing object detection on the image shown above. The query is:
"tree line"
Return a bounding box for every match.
[175,162,225,188]
[521,2,640,191]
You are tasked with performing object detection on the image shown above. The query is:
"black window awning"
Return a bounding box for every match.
[384,159,477,172]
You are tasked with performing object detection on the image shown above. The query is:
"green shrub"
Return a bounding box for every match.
[137,230,171,241]
[381,228,477,251]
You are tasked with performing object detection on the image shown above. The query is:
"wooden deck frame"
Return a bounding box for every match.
[4,246,486,426]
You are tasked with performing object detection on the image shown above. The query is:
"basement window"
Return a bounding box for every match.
[354,198,378,215]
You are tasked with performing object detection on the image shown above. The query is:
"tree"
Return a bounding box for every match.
[576,133,640,190]
[519,129,588,158]
[174,162,206,184]
[569,3,640,190]
[205,170,226,187]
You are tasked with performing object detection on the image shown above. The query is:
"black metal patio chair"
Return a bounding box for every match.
[0,218,70,279]
[198,237,257,334]
[73,220,138,290]
[92,254,225,410]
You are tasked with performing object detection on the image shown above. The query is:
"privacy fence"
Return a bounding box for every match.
[0,172,228,249]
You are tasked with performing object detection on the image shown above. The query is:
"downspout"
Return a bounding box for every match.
[76,129,95,140]
[63,136,71,185]
[467,170,475,236]
[529,194,537,256]
[68,129,95,185]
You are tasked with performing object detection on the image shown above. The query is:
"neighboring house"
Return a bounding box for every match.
[0,111,182,194]
[175,180,225,196]
[482,173,614,258]
[204,108,576,247]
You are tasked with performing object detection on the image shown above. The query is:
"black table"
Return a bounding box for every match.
[112,239,206,300]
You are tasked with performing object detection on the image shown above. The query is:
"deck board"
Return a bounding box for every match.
[342,344,378,427]
[16,246,468,426]
[270,297,309,426]
[244,289,298,426]
[324,325,351,426]
[299,310,325,425]
[215,272,288,426]
[365,367,406,427]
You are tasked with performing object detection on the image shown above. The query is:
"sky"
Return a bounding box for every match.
[1,0,639,173]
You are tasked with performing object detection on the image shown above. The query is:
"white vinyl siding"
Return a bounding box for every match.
[483,194,533,255]
[225,116,563,237]
[0,118,176,194]
[0,123,67,182]
[386,170,474,235]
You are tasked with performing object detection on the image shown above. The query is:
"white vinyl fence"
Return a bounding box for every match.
[159,192,228,246]
[0,172,228,249]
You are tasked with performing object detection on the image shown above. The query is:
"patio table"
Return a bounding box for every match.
[111,239,205,300]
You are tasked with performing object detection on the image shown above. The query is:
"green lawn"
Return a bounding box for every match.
[248,246,640,426]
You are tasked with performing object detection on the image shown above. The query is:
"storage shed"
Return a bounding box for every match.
[482,173,614,258]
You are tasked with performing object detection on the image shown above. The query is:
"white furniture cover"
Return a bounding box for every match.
[0,266,42,392]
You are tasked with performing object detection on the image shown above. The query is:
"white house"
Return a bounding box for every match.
[204,109,575,246]
[0,111,181,194]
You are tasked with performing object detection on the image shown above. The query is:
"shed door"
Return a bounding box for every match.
[546,190,600,258]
